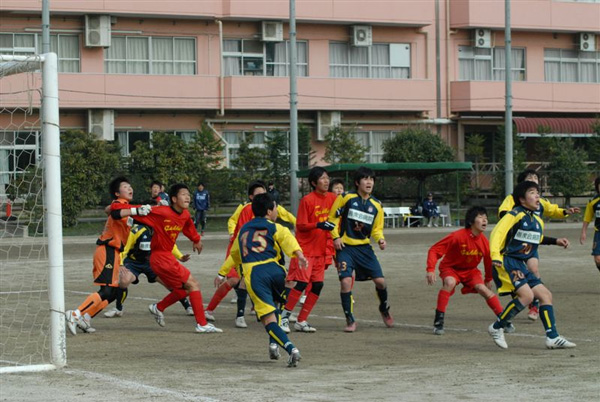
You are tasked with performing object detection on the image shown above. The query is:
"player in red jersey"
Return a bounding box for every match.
[426,206,505,335]
[66,177,150,335]
[134,183,222,333]
[280,167,337,333]
[205,181,295,327]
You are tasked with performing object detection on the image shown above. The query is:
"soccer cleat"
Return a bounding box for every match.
[186,306,194,316]
[545,336,576,349]
[103,308,123,318]
[148,303,165,327]
[344,320,357,333]
[280,317,291,334]
[488,323,508,349]
[289,312,299,323]
[380,310,394,328]
[235,316,248,328]
[528,306,539,321]
[299,295,307,305]
[204,310,216,322]
[269,343,281,360]
[65,310,78,336]
[230,297,238,304]
[505,322,516,334]
[195,323,223,333]
[287,348,301,367]
[294,321,317,333]
[433,324,445,335]
[78,313,96,333]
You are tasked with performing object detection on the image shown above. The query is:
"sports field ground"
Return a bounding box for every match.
[1,223,598,401]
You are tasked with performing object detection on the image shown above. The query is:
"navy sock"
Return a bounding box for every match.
[494,298,525,329]
[375,286,389,313]
[539,304,558,338]
[179,297,191,309]
[340,291,355,323]
[235,288,248,318]
[265,322,294,354]
[530,298,540,309]
[115,288,127,311]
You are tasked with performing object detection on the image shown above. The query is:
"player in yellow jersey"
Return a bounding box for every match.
[580,177,600,272]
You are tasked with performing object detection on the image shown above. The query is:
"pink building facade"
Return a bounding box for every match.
[1,0,599,181]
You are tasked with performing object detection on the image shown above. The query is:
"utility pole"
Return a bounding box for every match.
[504,0,514,196]
[289,0,299,214]
[42,0,50,53]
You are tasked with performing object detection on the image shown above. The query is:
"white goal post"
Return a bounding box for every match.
[0,53,66,373]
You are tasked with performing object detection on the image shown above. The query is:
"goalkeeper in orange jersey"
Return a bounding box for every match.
[66,177,150,335]
[426,206,505,336]
[497,169,579,321]
[280,167,337,333]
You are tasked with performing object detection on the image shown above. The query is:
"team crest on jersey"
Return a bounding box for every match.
[352,202,358,207]
[523,222,528,227]
[368,206,373,213]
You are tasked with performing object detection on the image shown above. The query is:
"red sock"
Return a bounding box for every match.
[207,281,233,311]
[305,283,312,295]
[486,294,504,316]
[157,288,187,312]
[436,289,452,313]
[297,292,319,322]
[189,290,207,326]
[284,288,303,312]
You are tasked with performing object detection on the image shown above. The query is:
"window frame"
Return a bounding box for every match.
[0,131,41,186]
[544,48,600,83]
[329,42,412,79]
[0,32,81,72]
[222,39,308,77]
[458,45,526,82]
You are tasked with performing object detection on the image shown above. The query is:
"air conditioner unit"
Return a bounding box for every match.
[85,15,111,47]
[261,21,284,42]
[473,28,492,48]
[88,109,115,140]
[579,32,596,52]
[351,25,372,47]
[317,111,342,141]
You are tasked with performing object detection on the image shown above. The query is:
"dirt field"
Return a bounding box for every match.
[1,223,599,402]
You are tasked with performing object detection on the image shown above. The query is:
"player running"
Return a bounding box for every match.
[426,206,505,335]
[488,180,575,349]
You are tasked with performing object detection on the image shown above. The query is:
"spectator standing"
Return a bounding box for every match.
[193,182,210,234]
[267,182,280,204]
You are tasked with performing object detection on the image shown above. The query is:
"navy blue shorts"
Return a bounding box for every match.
[336,244,384,281]
[592,231,600,256]
[245,262,286,320]
[123,259,157,284]
[500,256,543,294]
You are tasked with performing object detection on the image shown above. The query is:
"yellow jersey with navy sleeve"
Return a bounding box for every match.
[120,223,183,264]
[229,217,302,273]
[583,196,600,231]
[498,194,568,220]
[490,206,545,263]
[328,192,385,246]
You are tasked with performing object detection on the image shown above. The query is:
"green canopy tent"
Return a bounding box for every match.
[297,162,473,203]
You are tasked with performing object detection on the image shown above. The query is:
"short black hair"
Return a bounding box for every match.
[197,181,205,187]
[252,193,275,218]
[248,180,267,196]
[308,166,328,190]
[353,166,375,188]
[513,180,540,207]
[169,183,189,202]
[109,176,130,199]
[517,169,539,184]
[465,206,487,228]
[150,180,163,188]
[595,177,600,193]
[329,178,345,191]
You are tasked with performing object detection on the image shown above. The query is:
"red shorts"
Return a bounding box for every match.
[149,251,191,290]
[226,264,240,279]
[287,255,326,283]
[439,266,484,294]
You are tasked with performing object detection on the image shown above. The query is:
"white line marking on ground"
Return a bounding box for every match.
[64,368,220,402]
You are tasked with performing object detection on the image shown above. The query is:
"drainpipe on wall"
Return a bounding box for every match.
[435,0,442,132]
[205,120,228,166]
[215,20,224,116]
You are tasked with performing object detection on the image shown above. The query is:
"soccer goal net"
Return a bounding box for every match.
[0,53,66,373]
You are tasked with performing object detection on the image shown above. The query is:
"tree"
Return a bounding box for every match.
[538,137,589,206]
[323,125,368,164]
[230,134,268,201]
[60,130,123,226]
[492,124,527,197]
[265,129,289,193]
[381,126,455,163]
[465,133,486,190]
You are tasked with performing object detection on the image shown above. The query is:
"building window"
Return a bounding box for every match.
[353,131,395,163]
[0,33,80,72]
[0,131,40,188]
[329,42,411,79]
[105,36,196,75]
[116,130,198,156]
[223,40,308,76]
[544,49,600,83]
[223,131,266,162]
[458,46,525,81]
